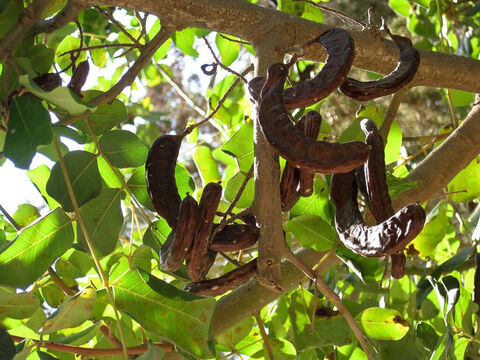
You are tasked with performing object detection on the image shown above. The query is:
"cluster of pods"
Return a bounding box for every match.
[145,26,426,297]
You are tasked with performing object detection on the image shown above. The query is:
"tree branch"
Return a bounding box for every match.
[76,0,480,94]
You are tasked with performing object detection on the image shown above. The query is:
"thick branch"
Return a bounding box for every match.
[76,0,480,94]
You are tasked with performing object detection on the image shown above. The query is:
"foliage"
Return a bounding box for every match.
[0,0,480,359]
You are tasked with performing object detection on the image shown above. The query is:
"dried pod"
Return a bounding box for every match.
[210,224,259,252]
[159,195,199,272]
[145,134,183,228]
[187,182,223,282]
[184,259,257,296]
[68,60,89,97]
[331,170,426,257]
[249,28,355,109]
[299,111,322,196]
[258,63,370,174]
[340,30,420,101]
[33,73,62,91]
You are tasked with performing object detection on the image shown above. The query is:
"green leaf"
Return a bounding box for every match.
[449,89,474,107]
[412,0,431,7]
[176,164,196,199]
[301,2,324,23]
[143,219,171,253]
[389,0,411,18]
[416,322,439,352]
[412,203,447,259]
[46,150,103,212]
[0,208,73,288]
[215,33,240,67]
[39,282,68,308]
[224,171,254,209]
[193,146,220,186]
[222,122,254,172]
[52,125,87,144]
[77,188,124,256]
[0,290,40,319]
[172,28,199,57]
[286,214,337,252]
[97,155,122,188]
[12,204,40,228]
[54,36,87,72]
[153,38,172,61]
[216,317,254,348]
[290,177,332,221]
[89,37,107,68]
[110,260,215,358]
[56,248,95,280]
[288,289,351,350]
[3,96,53,169]
[357,307,409,340]
[75,90,127,135]
[0,0,22,40]
[447,155,480,202]
[41,286,96,334]
[127,165,155,211]
[27,165,61,209]
[268,338,297,359]
[99,130,149,168]
[54,322,102,346]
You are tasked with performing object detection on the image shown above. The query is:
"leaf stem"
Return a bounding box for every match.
[52,135,129,360]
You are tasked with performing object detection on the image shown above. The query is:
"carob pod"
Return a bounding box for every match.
[359,119,406,278]
[258,62,370,174]
[145,134,183,229]
[187,182,223,282]
[68,60,90,97]
[299,111,322,196]
[340,29,420,101]
[249,28,355,109]
[331,170,426,257]
[33,73,62,91]
[184,259,257,297]
[210,224,259,252]
[159,195,200,272]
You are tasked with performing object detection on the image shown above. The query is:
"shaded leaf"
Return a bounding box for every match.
[216,317,254,349]
[127,164,155,211]
[136,342,166,360]
[416,322,439,352]
[4,96,53,169]
[77,188,124,256]
[0,208,73,288]
[222,122,254,172]
[46,151,103,212]
[0,291,40,319]
[99,130,149,168]
[286,214,337,252]
[224,171,254,209]
[0,324,15,360]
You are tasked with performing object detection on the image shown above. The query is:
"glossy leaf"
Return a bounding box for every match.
[286,214,337,252]
[110,260,215,358]
[4,96,53,169]
[358,307,409,340]
[41,286,96,334]
[0,291,40,319]
[46,151,103,212]
[224,171,254,209]
[0,208,73,288]
[77,188,124,256]
[18,75,95,116]
[99,130,149,168]
[222,122,254,172]
[193,146,220,186]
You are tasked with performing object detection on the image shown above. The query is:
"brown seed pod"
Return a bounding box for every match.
[258,63,370,174]
[159,195,200,272]
[68,60,89,97]
[184,259,257,296]
[249,28,355,109]
[331,170,426,257]
[339,30,420,101]
[359,119,406,278]
[299,111,322,196]
[210,224,259,252]
[187,182,223,282]
[145,134,183,229]
[33,73,62,91]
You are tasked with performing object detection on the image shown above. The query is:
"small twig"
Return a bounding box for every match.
[0,204,20,230]
[202,36,248,83]
[254,312,274,360]
[219,34,251,45]
[48,267,77,296]
[283,247,374,360]
[181,65,253,136]
[219,252,242,267]
[10,335,175,356]
[310,270,318,334]
[100,324,123,349]
[128,205,136,267]
[96,7,141,47]
[379,87,408,144]
[59,43,139,57]
[394,138,437,169]
[403,133,450,142]
[156,64,206,116]
[293,0,366,29]
[90,26,174,106]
